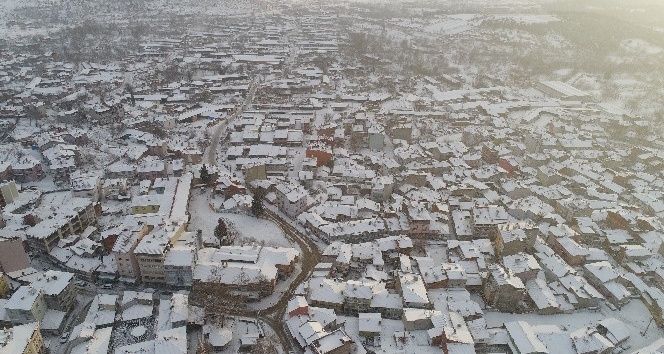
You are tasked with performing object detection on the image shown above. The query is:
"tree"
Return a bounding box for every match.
[251,193,264,216]
[200,164,211,184]
[214,218,228,244]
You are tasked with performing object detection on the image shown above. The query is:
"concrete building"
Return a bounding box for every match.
[5,287,47,325]
[30,270,76,312]
[134,222,185,284]
[275,183,309,218]
[0,322,45,354]
[25,197,100,253]
[112,223,151,282]
[0,273,11,298]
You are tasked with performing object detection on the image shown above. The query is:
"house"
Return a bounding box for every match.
[70,172,102,202]
[583,261,631,308]
[358,313,381,344]
[496,227,535,256]
[275,183,309,218]
[483,265,525,312]
[398,273,431,309]
[502,253,541,283]
[504,321,549,354]
[309,329,353,354]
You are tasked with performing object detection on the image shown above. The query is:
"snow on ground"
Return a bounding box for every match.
[485,301,664,351]
[188,189,294,249]
[219,212,290,248]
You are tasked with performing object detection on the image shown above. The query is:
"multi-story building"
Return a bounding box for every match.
[0,322,46,354]
[134,222,185,284]
[112,223,151,282]
[25,197,100,253]
[343,281,373,314]
[30,270,76,311]
[0,181,19,208]
[404,202,432,238]
[70,173,102,202]
[164,231,199,288]
[275,183,309,218]
[0,272,11,298]
[5,287,47,325]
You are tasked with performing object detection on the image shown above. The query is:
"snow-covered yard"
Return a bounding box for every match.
[188,189,294,249]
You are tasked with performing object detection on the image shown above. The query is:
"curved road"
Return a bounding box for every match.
[191,208,321,353]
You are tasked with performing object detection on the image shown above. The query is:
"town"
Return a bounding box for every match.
[1,0,664,353]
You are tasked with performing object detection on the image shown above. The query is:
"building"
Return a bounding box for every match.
[25,197,100,253]
[0,273,11,298]
[0,322,45,354]
[5,287,47,325]
[194,245,299,299]
[30,270,76,312]
[70,173,102,202]
[134,223,185,284]
[112,223,151,282]
[164,231,199,288]
[0,181,19,208]
[404,202,432,238]
[275,183,309,218]
[483,265,525,312]
[0,236,31,273]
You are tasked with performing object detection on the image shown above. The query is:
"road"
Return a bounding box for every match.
[206,76,259,167]
[190,207,322,353]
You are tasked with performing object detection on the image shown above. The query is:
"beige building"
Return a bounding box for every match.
[0,273,11,298]
[5,287,47,325]
[25,197,100,253]
[112,223,151,282]
[0,322,45,354]
[134,222,185,284]
[30,270,76,311]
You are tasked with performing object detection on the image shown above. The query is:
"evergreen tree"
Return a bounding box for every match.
[251,193,264,216]
[200,164,210,184]
[214,218,227,243]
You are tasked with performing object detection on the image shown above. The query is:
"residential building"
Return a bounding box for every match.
[112,222,151,282]
[483,265,525,312]
[0,322,45,354]
[5,287,47,325]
